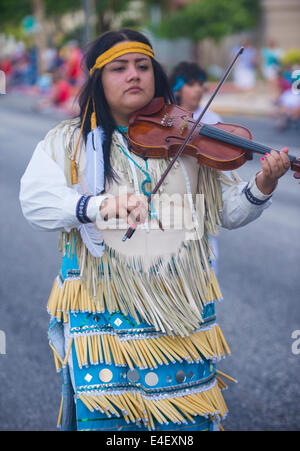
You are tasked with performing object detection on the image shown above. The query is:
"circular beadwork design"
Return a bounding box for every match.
[127,369,140,382]
[175,370,186,384]
[145,372,159,387]
[99,368,113,383]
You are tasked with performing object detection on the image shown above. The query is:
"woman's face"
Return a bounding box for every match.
[179,80,205,113]
[101,51,155,126]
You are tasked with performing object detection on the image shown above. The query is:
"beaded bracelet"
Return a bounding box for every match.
[76,195,93,224]
[243,184,271,205]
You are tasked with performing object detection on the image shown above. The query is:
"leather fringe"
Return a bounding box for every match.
[47,265,222,337]
[72,325,230,369]
[77,376,231,430]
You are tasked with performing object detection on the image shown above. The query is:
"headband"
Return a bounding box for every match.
[172,73,207,93]
[172,76,186,93]
[89,41,155,75]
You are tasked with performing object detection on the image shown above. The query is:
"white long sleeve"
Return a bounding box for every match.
[220,171,272,230]
[20,129,107,232]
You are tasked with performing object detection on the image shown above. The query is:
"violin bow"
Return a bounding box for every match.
[122,47,244,241]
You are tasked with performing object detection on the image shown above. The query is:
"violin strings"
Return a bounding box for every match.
[200,125,272,156]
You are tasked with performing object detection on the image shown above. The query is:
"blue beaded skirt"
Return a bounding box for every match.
[48,243,232,431]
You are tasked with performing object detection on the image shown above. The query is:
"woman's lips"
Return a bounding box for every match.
[126,86,142,93]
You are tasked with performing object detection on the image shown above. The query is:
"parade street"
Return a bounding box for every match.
[0,92,299,431]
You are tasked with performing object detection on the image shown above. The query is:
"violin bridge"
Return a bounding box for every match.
[160,113,174,128]
[180,116,189,134]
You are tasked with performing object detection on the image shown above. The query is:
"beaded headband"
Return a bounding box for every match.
[89,41,155,75]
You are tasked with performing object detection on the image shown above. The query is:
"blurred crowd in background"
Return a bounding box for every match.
[1,37,300,131]
[231,39,300,130]
[0,40,84,116]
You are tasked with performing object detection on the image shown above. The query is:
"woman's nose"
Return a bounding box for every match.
[126,64,140,81]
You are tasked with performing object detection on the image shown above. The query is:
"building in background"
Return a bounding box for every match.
[261,0,300,49]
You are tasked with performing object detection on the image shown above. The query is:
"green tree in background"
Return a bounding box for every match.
[0,0,131,71]
[0,0,130,34]
[156,0,261,42]
[93,0,130,34]
[0,0,81,27]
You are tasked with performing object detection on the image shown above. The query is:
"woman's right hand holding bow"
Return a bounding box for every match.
[99,193,149,228]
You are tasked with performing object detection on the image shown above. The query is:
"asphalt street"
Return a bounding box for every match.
[0,92,299,431]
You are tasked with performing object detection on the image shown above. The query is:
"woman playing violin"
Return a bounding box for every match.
[20,29,290,432]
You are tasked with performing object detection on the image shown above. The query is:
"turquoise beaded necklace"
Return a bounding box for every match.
[116,126,157,219]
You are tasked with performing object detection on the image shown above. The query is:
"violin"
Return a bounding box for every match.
[128,97,300,173]
[122,48,300,241]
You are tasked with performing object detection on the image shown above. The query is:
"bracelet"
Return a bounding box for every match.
[76,195,93,224]
[243,184,271,205]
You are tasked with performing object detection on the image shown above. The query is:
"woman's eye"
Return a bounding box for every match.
[139,65,150,71]
[112,66,125,72]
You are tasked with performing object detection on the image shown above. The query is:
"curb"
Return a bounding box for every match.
[203,92,275,117]
[210,105,274,117]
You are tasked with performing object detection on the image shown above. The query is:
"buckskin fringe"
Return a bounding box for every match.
[76,378,229,430]
[72,325,230,369]
[47,258,222,337]
[49,337,74,372]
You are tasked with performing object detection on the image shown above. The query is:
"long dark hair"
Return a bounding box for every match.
[77,29,174,185]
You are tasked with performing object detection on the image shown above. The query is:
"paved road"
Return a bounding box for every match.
[0,93,299,431]
[214,116,300,431]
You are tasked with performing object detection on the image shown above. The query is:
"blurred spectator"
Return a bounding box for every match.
[52,68,72,106]
[2,38,84,117]
[3,46,38,91]
[27,47,39,85]
[43,47,58,73]
[231,40,257,91]
[10,51,30,88]
[260,40,283,92]
[34,66,72,114]
[0,56,12,77]
[273,49,300,130]
[169,61,222,124]
[36,73,52,94]
[64,41,83,87]
[0,56,13,89]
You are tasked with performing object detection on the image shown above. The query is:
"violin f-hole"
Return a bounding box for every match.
[165,136,185,143]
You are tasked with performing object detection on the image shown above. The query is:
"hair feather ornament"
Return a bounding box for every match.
[78,97,106,258]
